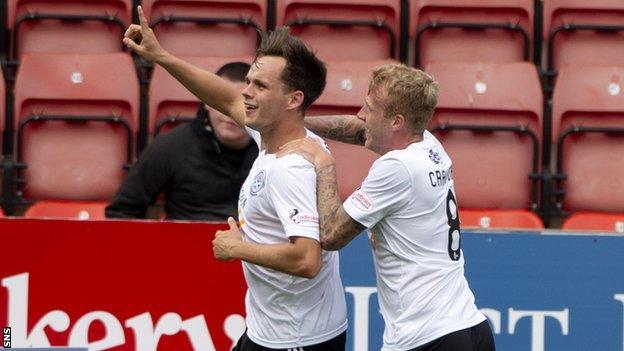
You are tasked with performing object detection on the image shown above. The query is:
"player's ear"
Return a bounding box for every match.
[391,113,407,131]
[287,90,304,111]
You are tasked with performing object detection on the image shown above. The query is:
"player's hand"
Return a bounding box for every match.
[212,217,243,261]
[277,137,334,169]
[123,6,168,63]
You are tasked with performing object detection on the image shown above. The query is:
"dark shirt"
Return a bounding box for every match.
[105,116,258,221]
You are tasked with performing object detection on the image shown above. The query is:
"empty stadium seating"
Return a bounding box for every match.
[427,62,543,223]
[543,0,624,77]
[276,0,401,61]
[7,0,133,59]
[460,209,544,230]
[141,0,267,57]
[552,65,624,216]
[562,212,624,233]
[14,52,139,201]
[410,0,534,67]
[24,200,108,219]
[308,60,394,116]
[149,55,250,135]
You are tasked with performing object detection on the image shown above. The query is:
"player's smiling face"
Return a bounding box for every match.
[241,56,291,132]
[357,88,393,155]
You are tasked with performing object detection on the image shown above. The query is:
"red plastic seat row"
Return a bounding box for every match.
[552,64,624,230]
[543,0,624,81]
[7,0,133,59]
[23,200,108,220]
[562,212,624,233]
[411,0,535,67]
[14,52,139,201]
[3,0,624,70]
[426,61,543,228]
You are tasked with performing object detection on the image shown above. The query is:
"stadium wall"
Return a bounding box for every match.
[0,219,622,351]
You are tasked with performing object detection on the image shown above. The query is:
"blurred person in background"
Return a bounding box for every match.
[106,62,258,221]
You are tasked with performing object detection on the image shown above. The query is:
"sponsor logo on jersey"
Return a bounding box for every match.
[289,209,319,224]
[429,149,441,164]
[250,170,266,196]
[238,188,247,209]
[351,190,373,211]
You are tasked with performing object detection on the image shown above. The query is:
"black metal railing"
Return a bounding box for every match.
[154,115,194,136]
[554,125,624,214]
[12,13,126,59]
[415,21,530,67]
[17,114,134,168]
[151,16,262,47]
[547,23,624,76]
[287,18,397,59]
[431,123,541,212]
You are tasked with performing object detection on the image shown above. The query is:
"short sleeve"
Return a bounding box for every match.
[269,156,320,241]
[343,157,411,229]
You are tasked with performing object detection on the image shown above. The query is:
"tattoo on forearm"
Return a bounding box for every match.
[316,164,365,250]
[305,116,366,146]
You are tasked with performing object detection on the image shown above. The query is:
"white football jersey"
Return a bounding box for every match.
[343,130,485,350]
[237,127,347,349]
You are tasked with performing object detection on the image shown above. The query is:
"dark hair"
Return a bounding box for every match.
[216,61,251,82]
[254,27,326,112]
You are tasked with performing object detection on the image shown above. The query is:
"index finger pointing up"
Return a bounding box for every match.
[137,5,149,30]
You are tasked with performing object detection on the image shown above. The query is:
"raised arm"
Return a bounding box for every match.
[303,115,366,146]
[123,6,246,127]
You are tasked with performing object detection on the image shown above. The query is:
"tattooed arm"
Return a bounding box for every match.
[303,115,366,146]
[314,161,366,250]
[278,139,365,250]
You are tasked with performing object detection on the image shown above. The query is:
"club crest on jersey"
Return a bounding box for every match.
[429,149,441,164]
[289,208,319,224]
[351,189,373,211]
[250,170,266,196]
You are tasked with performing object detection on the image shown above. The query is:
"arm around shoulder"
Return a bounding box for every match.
[303,115,366,145]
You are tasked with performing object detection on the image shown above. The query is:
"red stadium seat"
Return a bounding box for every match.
[562,212,624,233]
[14,53,139,201]
[141,0,268,57]
[552,65,624,214]
[543,0,624,77]
[410,0,534,67]
[276,0,401,61]
[309,60,394,116]
[427,62,543,213]
[24,200,107,220]
[326,139,378,202]
[460,209,544,230]
[7,0,133,59]
[149,55,250,135]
